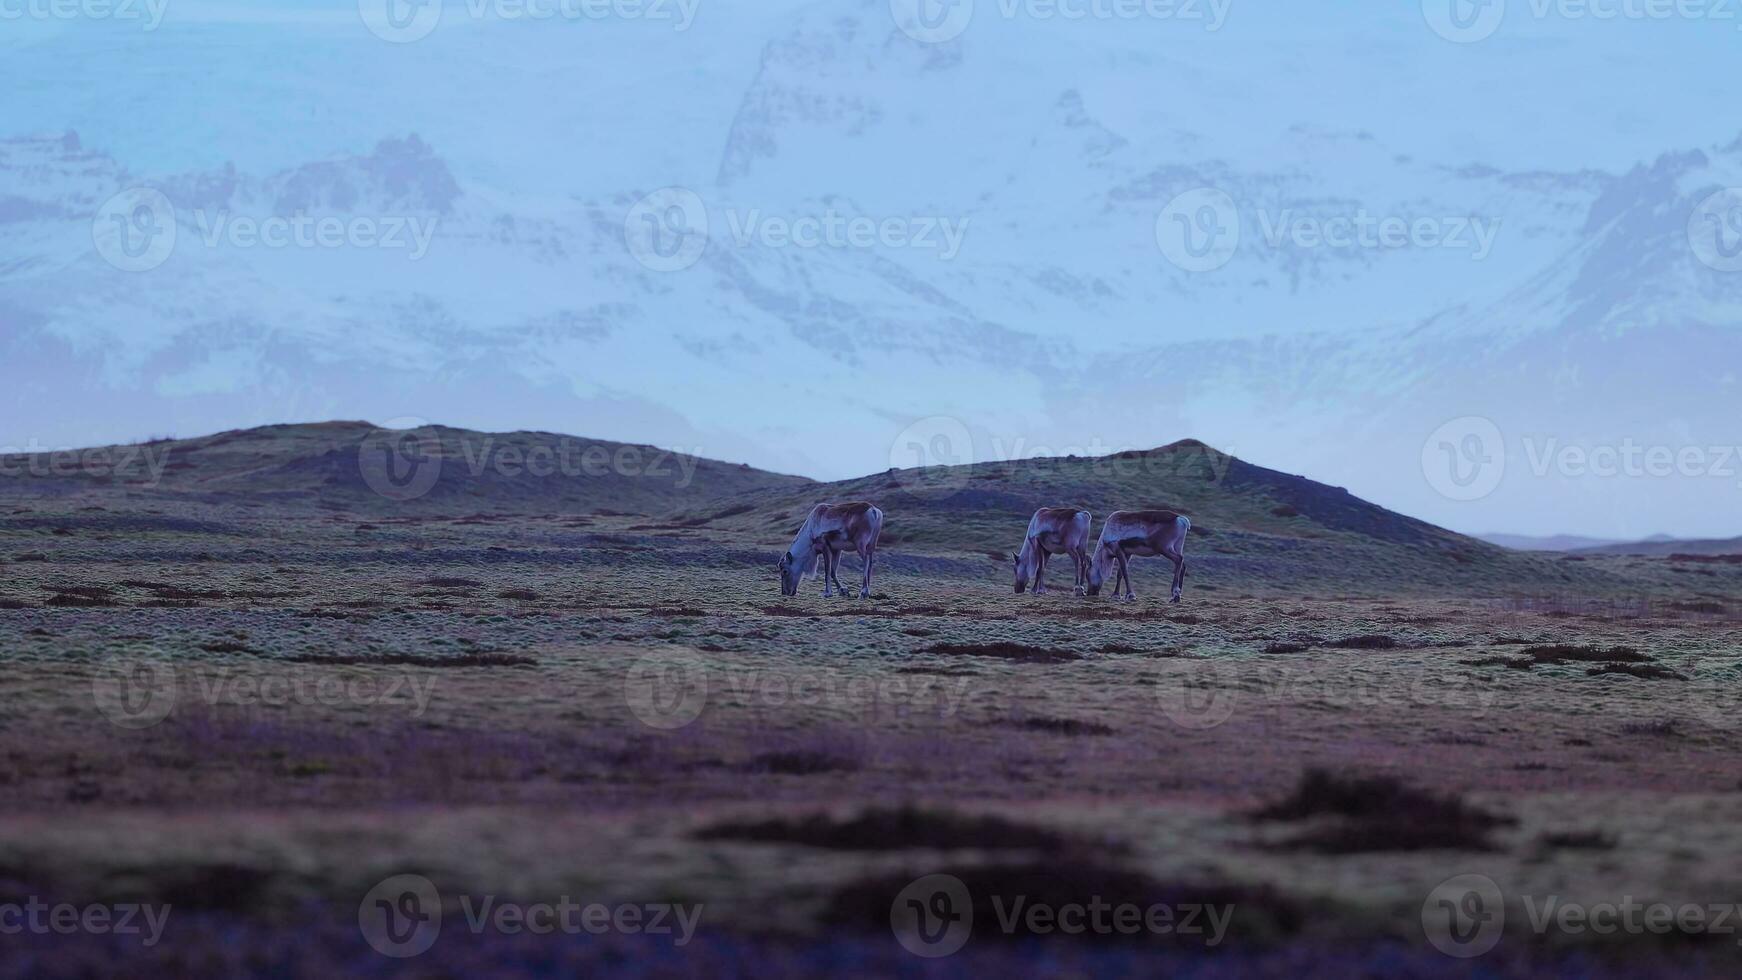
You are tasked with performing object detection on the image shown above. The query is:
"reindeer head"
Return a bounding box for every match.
[1011,550,1030,593]
[777,553,798,596]
[1086,543,1110,596]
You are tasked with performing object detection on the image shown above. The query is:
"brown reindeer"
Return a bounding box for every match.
[778,502,884,598]
[1087,511,1191,603]
[1012,507,1093,595]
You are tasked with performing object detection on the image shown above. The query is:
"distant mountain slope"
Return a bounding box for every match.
[690,439,1612,591]
[0,422,811,516]
[0,423,1648,591]
[1573,536,1742,557]
[1478,533,1624,552]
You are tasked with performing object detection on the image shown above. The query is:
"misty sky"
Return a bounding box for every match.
[4,0,1739,540]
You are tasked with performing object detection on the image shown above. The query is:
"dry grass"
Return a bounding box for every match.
[2,486,1742,971]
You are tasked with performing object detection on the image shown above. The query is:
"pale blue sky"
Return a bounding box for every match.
[8,0,1738,181]
[4,0,1738,539]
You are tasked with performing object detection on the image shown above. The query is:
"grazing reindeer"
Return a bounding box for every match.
[1087,511,1191,603]
[778,502,884,599]
[1012,508,1093,595]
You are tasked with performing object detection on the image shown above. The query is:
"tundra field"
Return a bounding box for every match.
[3,424,1742,976]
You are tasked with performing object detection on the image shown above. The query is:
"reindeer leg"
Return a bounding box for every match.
[1033,547,1049,595]
[1073,547,1088,596]
[1116,552,1134,602]
[860,542,875,599]
[820,548,835,597]
[829,547,847,597]
[1168,547,1185,602]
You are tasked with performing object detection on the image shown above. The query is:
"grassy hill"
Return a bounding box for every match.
[686,439,1623,592]
[0,424,1645,592]
[0,421,811,516]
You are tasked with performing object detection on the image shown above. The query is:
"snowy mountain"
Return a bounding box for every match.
[2,0,1739,539]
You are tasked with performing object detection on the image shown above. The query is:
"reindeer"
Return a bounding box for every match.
[1087,511,1191,603]
[777,502,884,598]
[1011,508,1093,595]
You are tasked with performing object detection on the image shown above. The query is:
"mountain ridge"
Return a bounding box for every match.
[6,3,1742,536]
[0,421,1636,592]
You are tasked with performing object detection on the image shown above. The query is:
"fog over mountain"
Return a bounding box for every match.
[3,0,1739,539]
